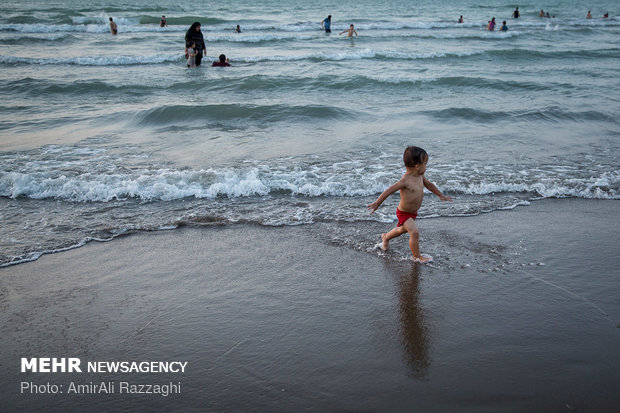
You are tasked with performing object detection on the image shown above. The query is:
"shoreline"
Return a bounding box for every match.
[1,198,619,411]
[0,196,613,270]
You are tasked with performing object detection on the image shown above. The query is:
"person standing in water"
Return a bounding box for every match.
[458,15,464,23]
[109,17,118,35]
[322,15,332,33]
[160,16,167,27]
[488,17,496,31]
[186,42,197,68]
[512,7,520,18]
[185,22,206,66]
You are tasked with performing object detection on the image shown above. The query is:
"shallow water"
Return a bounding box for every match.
[1,0,619,266]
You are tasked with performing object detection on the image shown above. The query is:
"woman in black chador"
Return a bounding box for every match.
[185,22,206,66]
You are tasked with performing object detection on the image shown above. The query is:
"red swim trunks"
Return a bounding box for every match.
[396,208,418,227]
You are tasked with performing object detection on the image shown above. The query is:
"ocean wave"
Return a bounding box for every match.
[205,32,322,43]
[0,48,482,67]
[70,15,140,26]
[0,54,181,66]
[212,73,565,92]
[0,78,200,97]
[2,16,618,34]
[2,15,619,36]
[487,47,620,60]
[2,46,614,67]
[0,33,75,43]
[243,18,620,32]
[376,30,523,40]
[0,23,185,34]
[1,23,112,34]
[234,49,484,63]
[200,30,524,44]
[443,179,619,199]
[1,155,618,202]
[1,153,618,269]
[424,76,563,91]
[0,74,561,96]
[75,5,173,14]
[136,103,350,125]
[421,106,617,124]
[0,78,153,95]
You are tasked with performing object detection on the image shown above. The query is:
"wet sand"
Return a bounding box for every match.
[1,198,619,412]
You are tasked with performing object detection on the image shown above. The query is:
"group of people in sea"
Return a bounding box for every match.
[106,8,613,68]
[458,9,510,32]
[320,15,358,36]
[480,17,509,32]
[457,6,612,32]
[586,10,610,19]
[182,16,359,68]
[184,22,230,68]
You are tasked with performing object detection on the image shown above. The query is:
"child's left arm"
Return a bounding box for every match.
[423,177,452,201]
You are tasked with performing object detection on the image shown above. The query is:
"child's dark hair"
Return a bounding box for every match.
[403,146,428,167]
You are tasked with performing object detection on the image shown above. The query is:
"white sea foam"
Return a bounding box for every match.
[0,23,185,34]
[1,23,108,33]
[0,32,70,41]
[545,22,560,31]
[234,49,483,63]
[0,235,121,268]
[70,15,139,26]
[0,47,484,66]
[370,30,523,40]
[1,17,618,36]
[0,54,181,65]
[1,159,618,202]
[205,32,320,43]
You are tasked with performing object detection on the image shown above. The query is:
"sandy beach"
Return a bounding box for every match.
[1,198,619,411]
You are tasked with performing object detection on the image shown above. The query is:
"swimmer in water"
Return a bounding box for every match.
[339,24,358,37]
[109,17,118,35]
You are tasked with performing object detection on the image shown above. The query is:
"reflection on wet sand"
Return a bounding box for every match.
[396,266,430,377]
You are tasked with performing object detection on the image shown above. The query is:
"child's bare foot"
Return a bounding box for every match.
[411,254,433,263]
[380,233,389,250]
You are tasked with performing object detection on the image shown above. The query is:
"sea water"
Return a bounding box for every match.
[1,0,619,266]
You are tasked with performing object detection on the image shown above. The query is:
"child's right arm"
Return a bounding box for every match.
[367,179,403,214]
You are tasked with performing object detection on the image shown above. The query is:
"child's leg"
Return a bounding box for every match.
[379,225,407,250]
[403,219,431,262]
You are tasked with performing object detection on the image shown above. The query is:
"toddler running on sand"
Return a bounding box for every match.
[367,146,452,263]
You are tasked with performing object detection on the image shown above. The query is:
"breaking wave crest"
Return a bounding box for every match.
[1,149,618,202]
